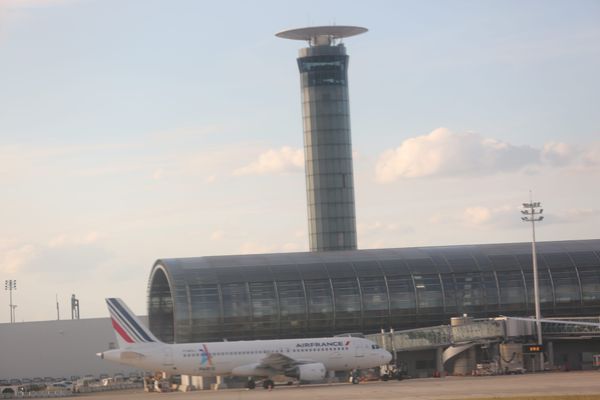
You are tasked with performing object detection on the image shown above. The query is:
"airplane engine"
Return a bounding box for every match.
[290,363,326,381]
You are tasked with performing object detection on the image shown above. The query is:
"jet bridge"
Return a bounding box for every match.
[367,316,600,376]
[367,318,506,352]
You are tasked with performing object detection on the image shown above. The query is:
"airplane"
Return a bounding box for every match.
[97,298,392,388]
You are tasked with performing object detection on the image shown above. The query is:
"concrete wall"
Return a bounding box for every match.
[552,340,600,370]
[0,317,146,380]
[396,349,438,378]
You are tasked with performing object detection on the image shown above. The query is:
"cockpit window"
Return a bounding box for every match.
[371,344,380,349]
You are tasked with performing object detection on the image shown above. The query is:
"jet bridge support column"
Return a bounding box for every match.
[179,375,193,392]
[213,376,228,390]
[547,341,554,369]
[199,376,216,390]
[181,375,214,391]
[436,347,444,377]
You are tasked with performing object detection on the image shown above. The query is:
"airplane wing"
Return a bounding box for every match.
[231,353,326,379]
[258,353,312,371]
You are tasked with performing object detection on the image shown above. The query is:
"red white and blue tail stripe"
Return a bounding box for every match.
[106,298,159,347]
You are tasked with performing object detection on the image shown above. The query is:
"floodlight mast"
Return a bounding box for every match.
[521,196,544,372]
[4,279,17,323]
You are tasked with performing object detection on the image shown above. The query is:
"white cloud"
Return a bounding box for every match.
[462,205,515,227]
[238,240,306,254]
[375,128,537,182]
[0,0,74,7]
[152,168,164,180]
[74,164,142,177]
[150,125,223,142]
[281,242,302,252]
[563,208,600,220]
[181,147,251,178]
[429,204,520,229]
[210,230,225,241]
[0,143,137,181]
[47,231,101,248]
[0,244,36,274]
[0,145,33,178]
[294,229,307,239]
[357,220,415,249]
[462,206,493,225]
[550,208,600,224]
[0,0,77,43]
[583,143,600,167]
[542,141,576,166]
[357,221,401,235]
[543,141,600,171]
[0,232,108,280]
[376,128,600,182]
[239,242,274,254]
[28,239,111,282]
[234,146,304,176]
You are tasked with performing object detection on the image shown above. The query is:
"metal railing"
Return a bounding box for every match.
[368,316,600,353]
[0,383,143,399]
[367,319,505,352]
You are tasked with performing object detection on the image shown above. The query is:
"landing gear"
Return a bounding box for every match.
[349,370,360,384]
[246,379,256,390]
[262,379,275,390]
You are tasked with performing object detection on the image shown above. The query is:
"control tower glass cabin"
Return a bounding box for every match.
[277,26,367,252]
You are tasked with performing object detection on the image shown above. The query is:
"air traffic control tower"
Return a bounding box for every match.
[277,26,367,252]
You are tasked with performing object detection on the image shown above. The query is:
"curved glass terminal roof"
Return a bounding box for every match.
[148,240,600,343]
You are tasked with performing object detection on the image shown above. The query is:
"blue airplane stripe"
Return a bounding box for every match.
[107,300,146,343]
[107,299,147,343]
[107,300,144,343]
[109,298,154,342]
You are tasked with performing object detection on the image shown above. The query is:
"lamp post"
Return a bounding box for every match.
[4,279,17,323]
[521,199,544,372]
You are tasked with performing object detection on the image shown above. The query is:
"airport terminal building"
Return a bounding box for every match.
[148,239,600,344]
[147,27,598,347]
[145,26,600,377]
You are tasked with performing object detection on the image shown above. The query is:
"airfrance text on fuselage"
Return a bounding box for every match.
[296,341,347,348]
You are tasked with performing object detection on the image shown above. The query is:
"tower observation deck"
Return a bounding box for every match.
[277,26,367,251]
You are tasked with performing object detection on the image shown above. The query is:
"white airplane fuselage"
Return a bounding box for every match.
[99,298,392,381]
[101,336,391,377]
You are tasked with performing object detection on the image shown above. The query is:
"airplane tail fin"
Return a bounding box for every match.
[106,298,161,348]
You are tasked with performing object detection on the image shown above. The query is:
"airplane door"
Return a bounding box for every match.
[163,347,175,370]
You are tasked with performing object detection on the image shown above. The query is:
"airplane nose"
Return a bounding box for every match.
[96,352,104,359]
[383,350,392,364]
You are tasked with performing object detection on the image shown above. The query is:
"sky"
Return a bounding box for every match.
[1,0,599,323]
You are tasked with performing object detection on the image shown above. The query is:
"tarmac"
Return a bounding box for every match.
[77,371,600,400]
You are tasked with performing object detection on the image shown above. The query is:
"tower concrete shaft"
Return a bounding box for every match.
[297,43,357,251]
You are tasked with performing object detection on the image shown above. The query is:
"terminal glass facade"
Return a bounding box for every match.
[148,240,600,344]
